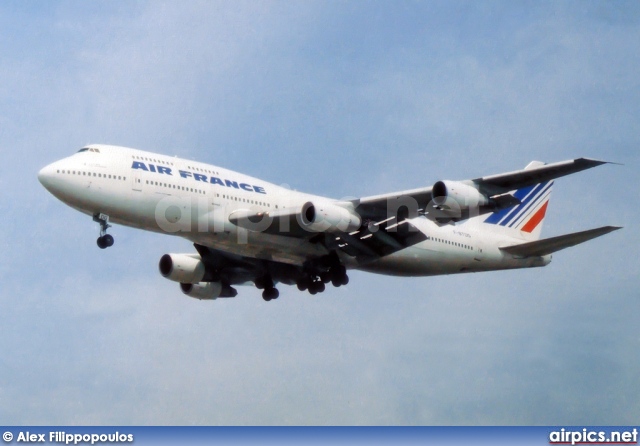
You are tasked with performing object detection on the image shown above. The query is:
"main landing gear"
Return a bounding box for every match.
[296,265,349,295]
[255,275,279,302]
[94,213,114,249]
[262,287,279,302]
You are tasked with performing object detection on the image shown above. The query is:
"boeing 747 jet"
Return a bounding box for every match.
[38,145,620,301]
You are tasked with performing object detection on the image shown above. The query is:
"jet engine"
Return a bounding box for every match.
[180,282,222,300]
[299,200,361,233]
[159,253,205,284]
[431,180,490,208]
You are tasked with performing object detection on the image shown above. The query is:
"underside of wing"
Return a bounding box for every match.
[323,216,428,262]
[188,212,429,299]
[189,243,352,298]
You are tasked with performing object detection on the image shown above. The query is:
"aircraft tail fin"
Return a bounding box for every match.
[499,226,622,258]
[482,161,553,241]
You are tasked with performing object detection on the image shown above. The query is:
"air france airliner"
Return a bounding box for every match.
[38,145,620,301]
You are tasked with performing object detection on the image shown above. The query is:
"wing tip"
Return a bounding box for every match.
[576,157,624,166]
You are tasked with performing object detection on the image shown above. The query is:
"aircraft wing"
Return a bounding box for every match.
[353,158,613,221]
[324,216,428,263]
[228,158,613,260]
[191,231,428,293]
[499,226,622,258]
[471,158,612,195]
[193,243,303,291]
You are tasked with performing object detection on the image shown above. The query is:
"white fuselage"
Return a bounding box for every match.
[38,145,549,278]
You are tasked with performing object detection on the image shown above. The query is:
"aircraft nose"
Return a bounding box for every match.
[37,163,56,189]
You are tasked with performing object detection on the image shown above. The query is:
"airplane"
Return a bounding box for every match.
[37,144,621,301]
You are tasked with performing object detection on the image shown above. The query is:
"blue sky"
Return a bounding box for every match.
[0,1,638,425]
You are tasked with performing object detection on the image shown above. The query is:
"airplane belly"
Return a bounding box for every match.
[356,240,492,277]
[357,246,444,277]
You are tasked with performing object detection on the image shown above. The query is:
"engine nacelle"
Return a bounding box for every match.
[180,282,222,300]
[159,253,205,284]
[299,200,361,233]
[432,180,490,208]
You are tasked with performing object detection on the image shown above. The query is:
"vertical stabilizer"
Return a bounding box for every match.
[482,161,553,241]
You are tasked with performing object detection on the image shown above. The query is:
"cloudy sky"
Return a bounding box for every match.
[1,1,638,425]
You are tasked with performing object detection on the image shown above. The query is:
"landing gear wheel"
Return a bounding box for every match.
[331,273,349,287]
[262,287,279,301]
[332,265,346,279]
[320,271,331,284]
[94,213,114,249]
[308,279,325,295]
[103,234,114,247]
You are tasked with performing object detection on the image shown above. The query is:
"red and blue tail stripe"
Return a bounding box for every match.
[484,180,553,233]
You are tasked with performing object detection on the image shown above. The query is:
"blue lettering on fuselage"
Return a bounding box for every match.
[225,180,239,189]
[132,161,267,194]
[132,161,149,171]
[132,161,171,175]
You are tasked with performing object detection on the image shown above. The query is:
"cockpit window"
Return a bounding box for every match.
[77,147,101,153]
[78,148,89,153]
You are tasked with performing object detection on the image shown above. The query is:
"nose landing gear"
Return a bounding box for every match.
[94,213,114,249]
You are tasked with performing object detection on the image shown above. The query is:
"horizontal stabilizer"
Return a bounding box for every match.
[500,226,622,258]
